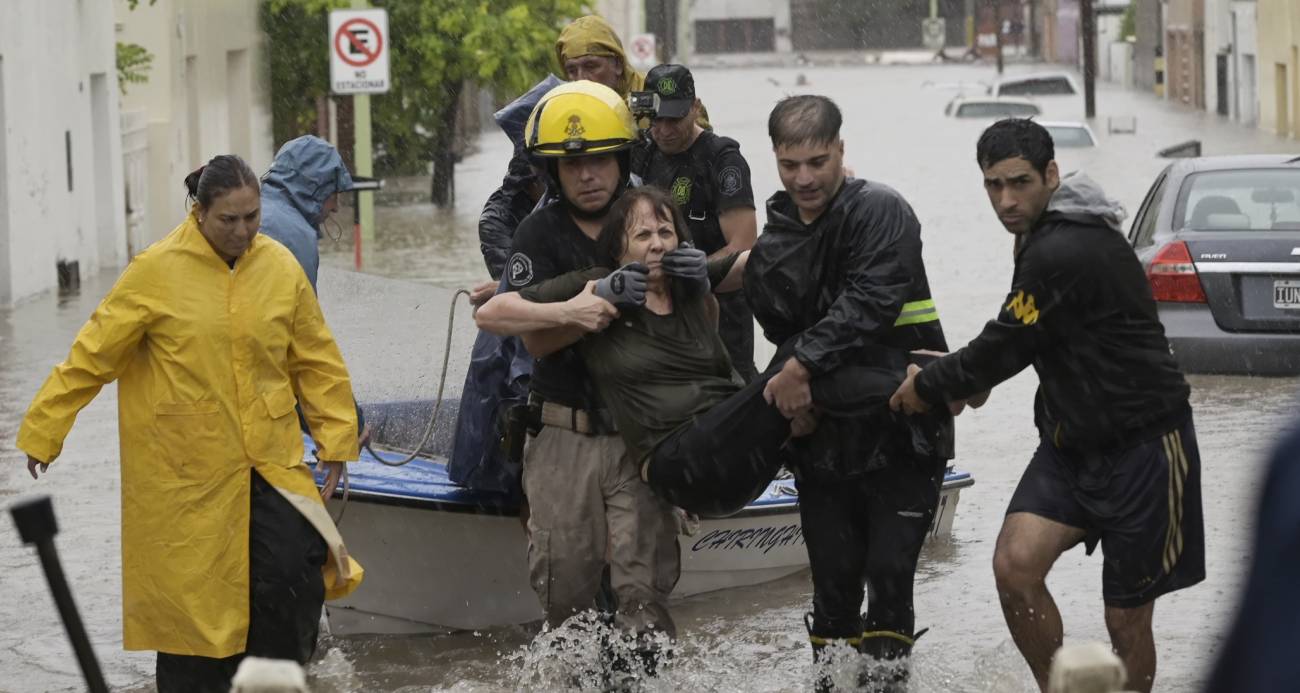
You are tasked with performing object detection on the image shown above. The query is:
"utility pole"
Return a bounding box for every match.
[1081,0,1097,118]
[1027,0,1039,59]
[675,0,692,64]
[991,0,1004,75]
[351,0,375,263]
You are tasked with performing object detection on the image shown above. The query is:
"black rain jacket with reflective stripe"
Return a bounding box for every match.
[745,178,953,472]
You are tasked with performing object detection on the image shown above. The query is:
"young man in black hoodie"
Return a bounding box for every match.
[748,95,954,691]
[891,119,1204,693]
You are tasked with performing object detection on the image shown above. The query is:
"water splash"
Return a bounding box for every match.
[506,610,675,692]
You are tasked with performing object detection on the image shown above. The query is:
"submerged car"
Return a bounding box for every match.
[944,96,1041,119]
[990,72,1079,98]
[1128,155,1300,374]
[1041,121,1097,148]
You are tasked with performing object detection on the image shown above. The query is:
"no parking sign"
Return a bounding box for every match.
[330,9,390,94]
[628,33,657,70]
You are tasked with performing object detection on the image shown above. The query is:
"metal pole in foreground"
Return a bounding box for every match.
[9,496,109,693]
[351,177,383,271]
[1081,0,1097,118]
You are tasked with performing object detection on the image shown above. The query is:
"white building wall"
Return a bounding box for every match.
[693,0,793,52]
[0,0,125,305]
[594,0,643,43]
[115,0,273,249]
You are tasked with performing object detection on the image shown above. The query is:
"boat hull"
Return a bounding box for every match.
[323,474,973,635]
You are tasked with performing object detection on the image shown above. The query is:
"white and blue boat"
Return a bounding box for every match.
[312,399,975,636]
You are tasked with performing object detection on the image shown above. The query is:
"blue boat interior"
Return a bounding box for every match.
[306,399,971,515]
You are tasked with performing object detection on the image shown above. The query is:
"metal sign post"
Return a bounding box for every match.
[350,176,383,270]
[331,5,389,269]
[10,496,108,693]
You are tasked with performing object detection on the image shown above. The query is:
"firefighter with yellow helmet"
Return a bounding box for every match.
[477,80,692,677]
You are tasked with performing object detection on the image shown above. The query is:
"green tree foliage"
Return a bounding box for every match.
[265,0,587,205]
[1120,1,1137,42]
[117,0,159,95]
[116,42,154,95]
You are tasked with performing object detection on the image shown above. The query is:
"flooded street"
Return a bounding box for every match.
[3,62,1299,691]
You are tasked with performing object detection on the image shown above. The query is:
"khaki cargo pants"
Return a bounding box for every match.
[522,424,680,636]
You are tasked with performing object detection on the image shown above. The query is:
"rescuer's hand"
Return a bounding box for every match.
[662,246,709,297]
[27,455,49,480]
[594,262,649,308]
[319,461,345,502]
[764,357,813,418]
[567,283,621,332]
[890,364,932,415]
[469,280,498,307]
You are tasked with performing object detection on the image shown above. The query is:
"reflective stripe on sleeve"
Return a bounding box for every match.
[893,299,939,327]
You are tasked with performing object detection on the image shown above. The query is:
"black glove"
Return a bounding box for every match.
[662,245,709,297]
[594,262,649,308]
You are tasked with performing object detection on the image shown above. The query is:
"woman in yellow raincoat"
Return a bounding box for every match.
[17,155,363,692]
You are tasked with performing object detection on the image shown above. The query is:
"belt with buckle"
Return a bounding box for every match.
[535,399,618,435]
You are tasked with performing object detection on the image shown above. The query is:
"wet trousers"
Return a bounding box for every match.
[647,361,914,518]
[155,470,328,693]
[522,425,680,636]
[799,456,945,647]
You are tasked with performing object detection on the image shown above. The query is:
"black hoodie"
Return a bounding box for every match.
[914,174,1190,452]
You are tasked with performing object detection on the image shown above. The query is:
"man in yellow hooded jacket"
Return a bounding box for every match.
[555,14,646,96]
[17,154,362,692]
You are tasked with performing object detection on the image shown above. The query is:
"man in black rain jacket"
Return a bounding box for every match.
[891,118,1203,693]
[747,95,953,691]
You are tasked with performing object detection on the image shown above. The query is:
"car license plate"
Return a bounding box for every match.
[1273,279,1300,309]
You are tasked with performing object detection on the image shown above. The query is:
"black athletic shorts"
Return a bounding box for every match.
[1007,414,1205,608]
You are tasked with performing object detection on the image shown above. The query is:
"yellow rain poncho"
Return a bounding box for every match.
[555,15,645,97]
[17,214,363,658]
[555,15,710,128]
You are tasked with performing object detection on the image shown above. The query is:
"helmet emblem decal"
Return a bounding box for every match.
[565,115,585,139]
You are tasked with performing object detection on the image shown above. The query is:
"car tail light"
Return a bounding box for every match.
[1147,241,1207,303]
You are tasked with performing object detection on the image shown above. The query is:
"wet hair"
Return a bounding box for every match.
[768,95,842,149]
[183,154,259,210]
[595,187,692,266]
[976,119,1055,177]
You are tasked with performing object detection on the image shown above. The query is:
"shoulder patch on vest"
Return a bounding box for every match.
[508,252,534,287]
[718,166,743,196]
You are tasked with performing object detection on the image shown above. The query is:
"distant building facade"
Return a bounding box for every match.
[114,0,274,252]
[1256,0,1299,137]
[0,0,127,305]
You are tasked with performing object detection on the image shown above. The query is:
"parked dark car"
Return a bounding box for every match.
[1128,155,1300,374]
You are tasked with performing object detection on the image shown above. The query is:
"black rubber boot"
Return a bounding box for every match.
[855,628,927,693]
[806,612,866,693]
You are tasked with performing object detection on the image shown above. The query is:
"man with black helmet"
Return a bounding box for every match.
[632,64,759,380]
[475,81,693,668]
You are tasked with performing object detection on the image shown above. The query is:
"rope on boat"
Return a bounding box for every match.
[327,287,472,526]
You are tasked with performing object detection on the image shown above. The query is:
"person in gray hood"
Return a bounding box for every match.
[260,135,367,440]
[260,135,355,291]
[892,119,1201,693]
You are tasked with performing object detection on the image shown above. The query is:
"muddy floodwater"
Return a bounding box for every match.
[3,62,1298,692]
